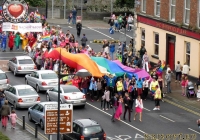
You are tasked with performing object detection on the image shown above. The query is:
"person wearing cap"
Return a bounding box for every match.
[153,85,162,110]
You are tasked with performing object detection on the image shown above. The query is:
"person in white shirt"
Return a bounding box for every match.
[143,78,149,100]
[142,51,149,72]
[182,62,190,76]
[86,45,92,52]
[127,14,133,31]
[166,64,171,74]
[133,96,143,122]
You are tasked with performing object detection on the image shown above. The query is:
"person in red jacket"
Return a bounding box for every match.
[8,32,14,51]
[72,76,81,89]
[28,33,36,48]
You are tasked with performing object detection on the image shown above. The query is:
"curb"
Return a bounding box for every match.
[17,118,48,140]
[93,39,119,44]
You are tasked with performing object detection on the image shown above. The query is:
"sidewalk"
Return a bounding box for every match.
[0,122,40,140]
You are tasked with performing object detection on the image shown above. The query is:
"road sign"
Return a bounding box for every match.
[45,104,73,134]
[119,35,126,42]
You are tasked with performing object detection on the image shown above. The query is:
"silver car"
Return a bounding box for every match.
[46,85,86,107]
[0,69,9,91]
[7,56,37,76]
[4,85,40,109]
[25,70,58,92]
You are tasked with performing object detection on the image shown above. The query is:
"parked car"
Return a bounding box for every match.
[28,101,57,130]
[7,56,37,76]
[46,85,86,107]
[25,70,58,92]
[4,85,40,109]
[61,119,106,140]
[0,69,9,91]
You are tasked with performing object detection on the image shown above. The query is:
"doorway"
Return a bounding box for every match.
[166,34,176,70]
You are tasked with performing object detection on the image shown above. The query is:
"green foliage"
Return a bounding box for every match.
[26,0,45,7]
[0,132,9,140]
[115,0,135,8]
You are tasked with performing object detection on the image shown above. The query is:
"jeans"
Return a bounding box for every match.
[110,52,114,60]
[128,22,132,30]
[68,17,71,23]
[176,72,182,81]
[72,16,76,25]
[2,43,6,51]
[167,81,171,93]
[118,22,122,30]
[82,88,87,94]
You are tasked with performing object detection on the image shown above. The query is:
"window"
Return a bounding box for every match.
[41,73,58,79]
[0,73,7,80]
[141,0,146,13]
[184,0,190,24]
[154,33,159,55]
[170,0,176,21]
[18,59,34,64]
[155,0,161,17]
[141,28,145,47]
[18,88,38,96]
[62,86,80,93]
[185,42,190,66]
[83,126,103,135]
[198,0,200,28]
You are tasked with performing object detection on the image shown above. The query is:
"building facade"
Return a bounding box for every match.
[135,0,200,78]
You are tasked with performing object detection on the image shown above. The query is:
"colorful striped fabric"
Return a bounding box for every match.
[32,41,37,48]
[156,61,166,75]
[151,87,157,94]
[42,35,50,41]
[35,13,41,19]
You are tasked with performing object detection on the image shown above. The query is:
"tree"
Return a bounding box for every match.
[26,0,45,7]
[115,0,135,8]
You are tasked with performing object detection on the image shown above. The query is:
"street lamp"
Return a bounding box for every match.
[110,0,113,16]
[45,0,48,18]
[57,48,61,140]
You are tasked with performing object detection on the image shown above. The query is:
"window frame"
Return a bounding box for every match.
[185,42,190,66]
[141,0,146,13]
[154,0,161,17]
[141,28,145,47]
[184,0,190,25]
[198,0,200,28]
[169,0,176,22]
[154,32,159,56]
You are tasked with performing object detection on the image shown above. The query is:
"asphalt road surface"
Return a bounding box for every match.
[6,72,200,140]
[2,26,200,140]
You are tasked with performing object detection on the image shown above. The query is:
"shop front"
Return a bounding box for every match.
[136,14,200,78]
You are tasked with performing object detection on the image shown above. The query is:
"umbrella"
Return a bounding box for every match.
[76,69,92,78]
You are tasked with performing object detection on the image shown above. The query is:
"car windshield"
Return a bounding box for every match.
[18,59,34,64]
[62,86,80,93]
[18,88,38,96]
[83,126,103,135]
[41,73,58,79]
[0,73,7,80]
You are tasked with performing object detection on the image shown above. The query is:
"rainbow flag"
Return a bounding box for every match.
[151,87,157,94]
[156,61,166,75]
[66,80,72,85]
[35,13,41,19]
[32,41,37,48]
[42,35,50,41]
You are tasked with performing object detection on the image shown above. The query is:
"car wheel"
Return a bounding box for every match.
[25,79,28,85]
[40,120,44,130]
[28,113,32,122]
[14,102,18,110]
[36,85,40,93]
[46,94,51,101]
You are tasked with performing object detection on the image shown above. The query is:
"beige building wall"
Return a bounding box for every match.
[136,23,200,78]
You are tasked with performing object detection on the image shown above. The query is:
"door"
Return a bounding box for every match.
[168,42,175,70]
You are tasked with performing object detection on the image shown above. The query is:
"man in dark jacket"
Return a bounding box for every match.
[81,34,88,48]
[123,92,131,122]
[110,93,119,122]
[76,21,82,38]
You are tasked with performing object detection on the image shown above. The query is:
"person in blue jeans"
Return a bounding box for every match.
[89,77,97,102]
[1,32,7,52]
[109,41,115,60]
[72,8,77,25]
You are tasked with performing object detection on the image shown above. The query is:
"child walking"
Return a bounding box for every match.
[9,110,17,129]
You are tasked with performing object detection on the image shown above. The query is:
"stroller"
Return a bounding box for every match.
[186,81,196,98]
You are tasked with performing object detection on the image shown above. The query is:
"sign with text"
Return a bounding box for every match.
[45,104,73,134]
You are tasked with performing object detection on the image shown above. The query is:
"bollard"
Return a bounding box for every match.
[11,106,14,111]
[35,123,38,138]
[49,135,52,140]
[22,115,25,130]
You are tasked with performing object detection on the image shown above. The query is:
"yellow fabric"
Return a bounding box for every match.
[155,89,161,99]
[117,81,123,91]
[21,34,28,50]
[151,81,159,88]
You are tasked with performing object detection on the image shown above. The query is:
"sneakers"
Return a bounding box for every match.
[153,108,158,110]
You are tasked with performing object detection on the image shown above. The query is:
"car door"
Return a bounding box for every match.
[28,72,37,87]
[49,87,58,101]
[30,104,40,122]
[4,86,13,103]
[12,58,18,72]
[10,87,17,103]
[72,123,81,139]
[35,105,44,123]
[9,58,15,71]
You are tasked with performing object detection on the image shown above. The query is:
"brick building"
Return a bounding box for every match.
[135,0,200,78]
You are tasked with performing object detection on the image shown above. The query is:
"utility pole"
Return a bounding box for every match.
[110,0,113,16]
[81,0,83,21]
[52,0,54,19]
[133,0,140,51]
[45,0,48,18]
[57,48,61,140]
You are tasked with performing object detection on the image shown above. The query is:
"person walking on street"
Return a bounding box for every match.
[114,95,123,120]
[102,87,110,110]
[175,61,182,83]
[136,78,143,97]
[72,8,77,25]
[153,85,162,110]
[96,78,102,101]
[143,78,149,100]
[116,78,124,96]
[89,77,97,102]
[142,51,149,72]
[123,93,131,122]
[149,77,159,100]
[109,41,115,60]
[182,62,190,76]
[181,76,188,96]
[110,93,119,122]
[165,70,172,94]
[134,96,143,122]
[76,21,82,38]
[14,32,20,50]
[1,100,10,128]
[81,34,88,48]
[158,76,165,101]
[9,110,17,129]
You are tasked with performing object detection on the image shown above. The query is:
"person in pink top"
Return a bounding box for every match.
[9,110,17,129]
[60,39,66,47]
[181,76,188,96]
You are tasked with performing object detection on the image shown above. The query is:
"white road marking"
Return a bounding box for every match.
[88,27,114,40]
[143,108,151,111]
[68,26,73,28]
[159,115,175,122]
[119,31,132,38]
[82,27,86,29]
[86,102,146,134]
[188,128,200,135]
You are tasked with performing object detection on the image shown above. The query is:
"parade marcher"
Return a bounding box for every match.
[182,62,190,76]
[109,41,115,60]
[96,78,103,101]
[36,53,42,70]
[76,21,82,38]
[114,95,123,120]
[165,70,172,94]
[81,34,88,48]
[123,93,131,122]
[0,100,10,128]
[104,74,117,98]
[149,77,159,100]
[142,51,149,72]
[158,76,165,101]
[89,77,97,102]
[14,32,21,50]
[143,78,149,100]
[21,33,29,51]
[153,85,162,110]
[175,61,182,83]
[102,87,110,110]
[136,78,143,97]
[8,32,14,51]
[116,78,124,96]
[134,96,143,122]
[110,93,119,122]
[1,32,7,52]
[81,77,89,95]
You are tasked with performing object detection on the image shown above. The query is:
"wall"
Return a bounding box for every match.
[136,22,200,77]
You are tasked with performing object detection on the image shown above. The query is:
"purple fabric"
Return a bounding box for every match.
[113,60,136,72]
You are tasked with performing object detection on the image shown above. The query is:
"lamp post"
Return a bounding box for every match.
[57,48,61,140]
[81,0,83,21]
[45,0,48,18]
[64,0,66,19]
[110,0,113,16]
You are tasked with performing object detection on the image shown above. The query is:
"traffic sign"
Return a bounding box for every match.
[45,104,73,134]
[119,35,126,42]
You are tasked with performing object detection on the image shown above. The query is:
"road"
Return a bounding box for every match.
[2,26,200,140]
